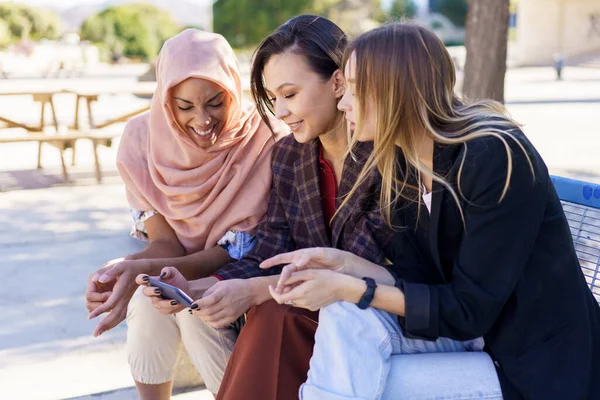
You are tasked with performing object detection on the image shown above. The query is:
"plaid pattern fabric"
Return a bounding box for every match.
[214,135,390,280]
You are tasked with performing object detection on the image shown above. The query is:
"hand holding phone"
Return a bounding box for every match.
[148,278,194,308]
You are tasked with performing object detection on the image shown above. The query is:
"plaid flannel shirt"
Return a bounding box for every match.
[214,135,391,280]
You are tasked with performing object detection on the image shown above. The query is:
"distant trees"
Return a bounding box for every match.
[432,0,468,27]
[214,0,313,48]
[387,0,417,20]
[80,3,181,61]
[214,0,384,47]
[0,4,62,47]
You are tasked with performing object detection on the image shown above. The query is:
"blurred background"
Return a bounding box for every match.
[0,0,598,399]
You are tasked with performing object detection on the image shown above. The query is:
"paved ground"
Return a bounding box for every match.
[0,62,598,399]
[0,184,211,399]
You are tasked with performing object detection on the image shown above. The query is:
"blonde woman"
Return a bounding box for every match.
[261,23,600,400]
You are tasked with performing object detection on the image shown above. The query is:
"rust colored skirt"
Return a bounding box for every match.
[216,300,319,400]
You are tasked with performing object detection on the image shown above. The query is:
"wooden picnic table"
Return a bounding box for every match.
[0,86,155,182]
[0,130,120,182]
[0,91,62,132]
[69,84,155,130]
[0,84,155,132]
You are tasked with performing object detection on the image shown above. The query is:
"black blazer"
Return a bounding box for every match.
[383,128,600,400]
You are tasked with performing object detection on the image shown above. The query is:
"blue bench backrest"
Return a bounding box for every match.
[551,176,600,304]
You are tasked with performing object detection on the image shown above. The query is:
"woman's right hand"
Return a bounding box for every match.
[136,266,190,315]
[260,248,359,294]
[87,258,150,337]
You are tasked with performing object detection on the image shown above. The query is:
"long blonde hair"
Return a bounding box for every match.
[339,22,533,227]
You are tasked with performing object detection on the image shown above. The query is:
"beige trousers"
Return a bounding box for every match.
[126,287,238,393]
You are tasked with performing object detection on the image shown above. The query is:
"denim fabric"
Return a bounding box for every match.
[218,231,257,260]
[300,301,502,400]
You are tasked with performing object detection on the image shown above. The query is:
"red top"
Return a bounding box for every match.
[319,144,338,235]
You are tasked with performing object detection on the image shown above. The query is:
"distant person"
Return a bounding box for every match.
[85,29,281,399]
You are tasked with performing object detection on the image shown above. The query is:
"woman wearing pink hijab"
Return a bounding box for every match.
[85,29,282,399]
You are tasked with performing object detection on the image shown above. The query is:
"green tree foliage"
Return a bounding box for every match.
[215,0,384,47]
[388,0,417,20]
[80,3,181,60]
[214,0,313,48]
[432,0,468,27]
[0,4,62,45]
[0,19,11,48]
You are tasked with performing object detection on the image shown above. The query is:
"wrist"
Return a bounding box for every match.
[189,276,219,299]
[248,276,274,306]
[340,251,362,277]
[132,259,160,275]
[338,275,366,304]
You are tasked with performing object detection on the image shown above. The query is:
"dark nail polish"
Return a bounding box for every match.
[188,309,193,315]
[191,304,198,310]
[170,300,178,306]
[154,288,161,294]
[160,272,167,279]
[142,276,149,282]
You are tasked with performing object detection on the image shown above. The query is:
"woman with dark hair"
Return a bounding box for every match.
[262,22,600,400]
[136,15,392,400]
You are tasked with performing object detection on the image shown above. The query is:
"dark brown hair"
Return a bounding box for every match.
[250,15,347,132]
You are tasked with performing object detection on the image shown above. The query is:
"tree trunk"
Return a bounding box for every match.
[462,0,510,103]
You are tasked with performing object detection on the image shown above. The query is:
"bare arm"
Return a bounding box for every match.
[338,275,406,316]
[141,246,232,281]
[87,213,231,336]
[126,214,186,261]
[125,214,233,280]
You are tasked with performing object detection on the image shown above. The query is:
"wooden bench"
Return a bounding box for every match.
[0,130,120,183]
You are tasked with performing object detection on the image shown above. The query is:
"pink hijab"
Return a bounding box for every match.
[117,29,276,253]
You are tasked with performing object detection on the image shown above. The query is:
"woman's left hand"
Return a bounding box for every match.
[268,269,362,311]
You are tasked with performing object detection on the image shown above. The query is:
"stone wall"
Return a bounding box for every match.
[514,0,600,65]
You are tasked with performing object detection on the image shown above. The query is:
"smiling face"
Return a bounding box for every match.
[337,52,376,142]
[262,52,343,144]
[170,77,232,148]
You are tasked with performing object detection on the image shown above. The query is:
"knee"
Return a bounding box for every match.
[126,286,170,332]
[127,286,154,317]
[250,299,318,326]
[318,301,394,340]
[320,300,362,323]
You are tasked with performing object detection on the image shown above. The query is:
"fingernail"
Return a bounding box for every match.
[191,304,198,310]
[98,275,109,283]
[154,288,161,294]
[142,276,149,282]
[188,309,193,315]
[170,300,177,306]
[160,272,167,279]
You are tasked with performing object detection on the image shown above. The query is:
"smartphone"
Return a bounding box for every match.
[148,278,194,308]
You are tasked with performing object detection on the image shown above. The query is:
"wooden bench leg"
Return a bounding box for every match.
[59,141,70,182]
[37,141,43,169]
[49,98,59,132]
[86,98,95,129]
[39,101,46,131]
[71,141,77,166]
[92,139,102,183]
[73,95,81,130]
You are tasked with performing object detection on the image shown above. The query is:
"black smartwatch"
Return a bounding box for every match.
[357,277,377,309]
